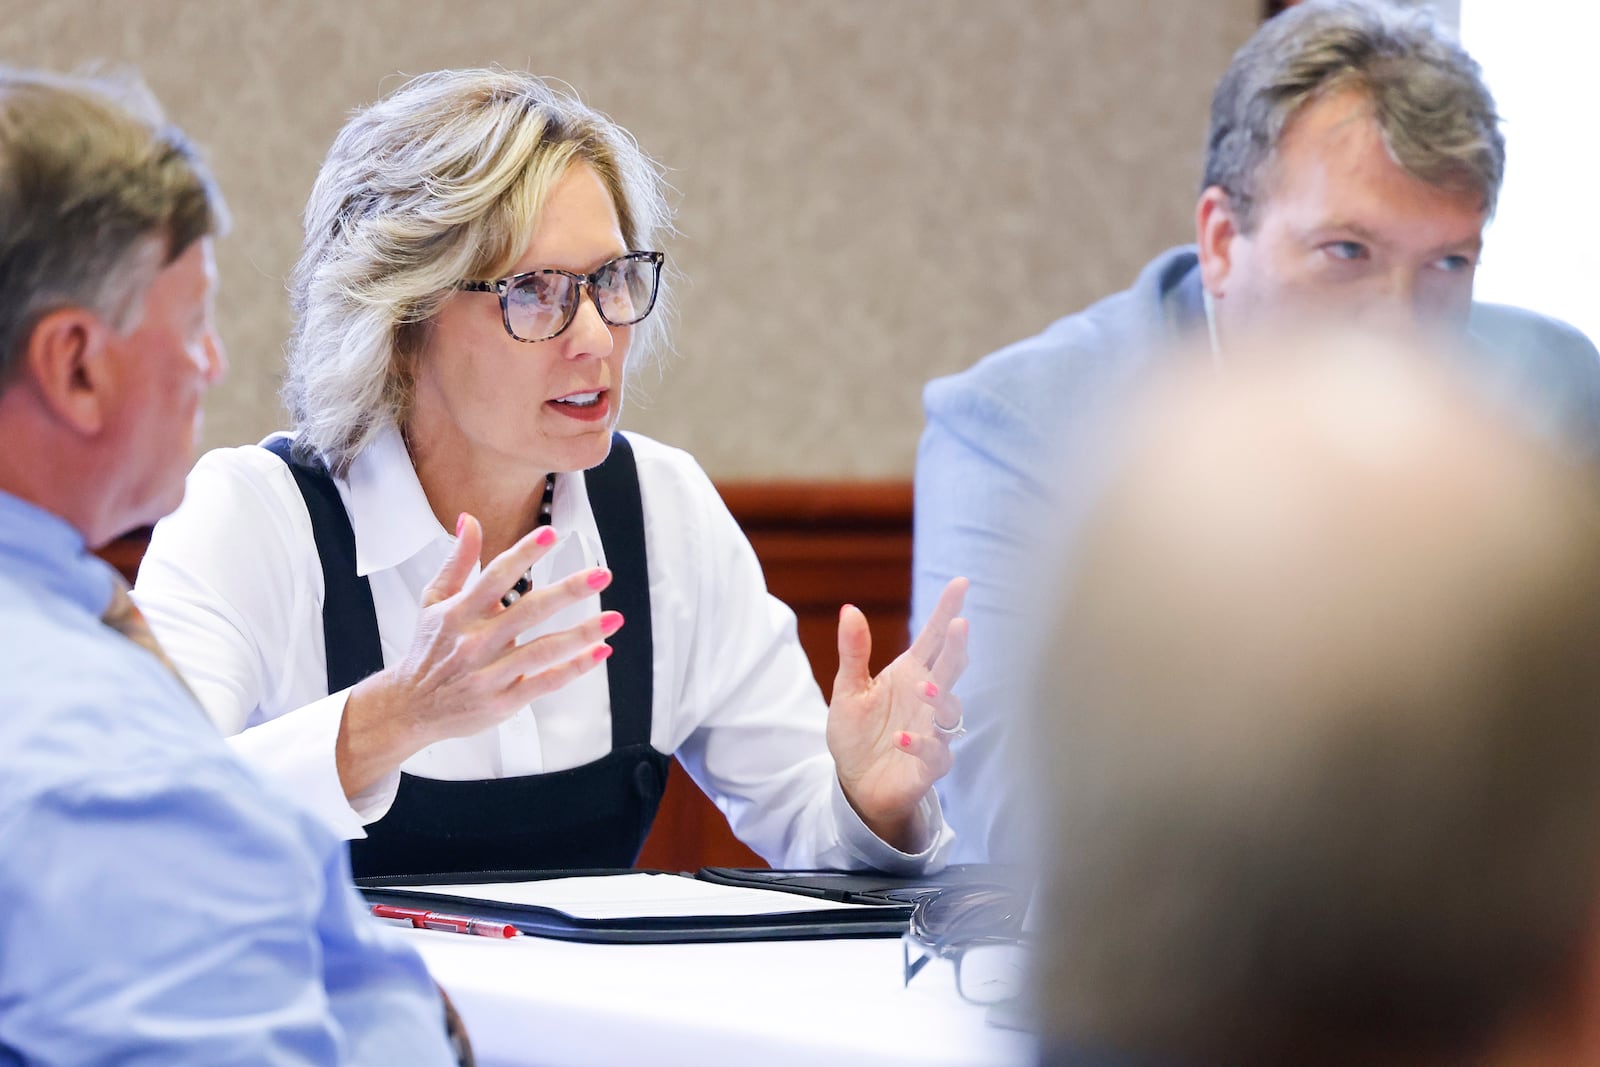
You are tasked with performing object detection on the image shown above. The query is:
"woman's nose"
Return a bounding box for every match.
[559,286,614,360]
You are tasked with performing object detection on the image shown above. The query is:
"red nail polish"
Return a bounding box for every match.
[535,526,556,546]
[897,732,912,749]
[587,569,611,590]
[924,681,939,700]
[600,611,624,636]
[455,513,466,537]
[593,644,614,663]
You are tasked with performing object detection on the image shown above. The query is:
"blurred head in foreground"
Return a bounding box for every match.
[1035,331,1600,1067]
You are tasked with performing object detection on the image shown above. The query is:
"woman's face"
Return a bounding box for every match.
[414,162,632,475]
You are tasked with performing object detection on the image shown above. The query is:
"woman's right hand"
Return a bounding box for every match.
[335,513,622,799]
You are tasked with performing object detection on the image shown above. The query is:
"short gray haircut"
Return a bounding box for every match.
[0,67,225,383]
[1204,0,1504,231]
[284,68,674,475]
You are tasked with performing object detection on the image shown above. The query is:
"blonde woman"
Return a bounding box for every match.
[135,69,969,878]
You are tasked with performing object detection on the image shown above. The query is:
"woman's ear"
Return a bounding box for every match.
[1195,185,1241,300]
[19,306,114,436]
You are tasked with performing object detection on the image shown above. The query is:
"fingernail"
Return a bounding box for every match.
[455,513,466,537]
[586,568,611,590]
[923,681,939,700]
[535,526,556,547]
[839,603,856,620]
[897,732,912,749]
[600,611,624,636]
[592,644,614,663]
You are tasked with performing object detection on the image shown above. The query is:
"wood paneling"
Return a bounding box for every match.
[637,481,914,870]
[97,528,150,584]
[721,481,915,687]
[96,481,915,873]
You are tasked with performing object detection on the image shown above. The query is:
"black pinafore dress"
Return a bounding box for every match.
[264,433,670,879]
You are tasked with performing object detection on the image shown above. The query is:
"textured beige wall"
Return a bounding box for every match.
[0,0,1258,478]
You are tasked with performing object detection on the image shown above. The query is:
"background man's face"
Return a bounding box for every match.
[99,238,226,534]
[1201,87,1488,341]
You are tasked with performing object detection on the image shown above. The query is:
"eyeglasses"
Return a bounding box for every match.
[456,250,664,343]
[902,884,1031,1005]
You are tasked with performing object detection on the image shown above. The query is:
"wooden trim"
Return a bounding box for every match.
[717,479,915,679]
[96,526,152,584]
[638,479,914,871]
[717,482,913,530]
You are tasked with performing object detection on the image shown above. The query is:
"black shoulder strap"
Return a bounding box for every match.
[586,433,654,750]
[261,436,385,692]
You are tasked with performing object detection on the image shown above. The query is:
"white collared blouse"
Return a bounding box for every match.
[135,427,950,873]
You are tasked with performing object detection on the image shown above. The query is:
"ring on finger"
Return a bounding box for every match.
[501,569,534,608]
[933,715,966,740]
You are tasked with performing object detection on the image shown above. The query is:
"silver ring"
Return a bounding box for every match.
[933,715,966,740]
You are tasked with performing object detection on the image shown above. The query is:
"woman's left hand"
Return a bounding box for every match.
[826,577,969,853]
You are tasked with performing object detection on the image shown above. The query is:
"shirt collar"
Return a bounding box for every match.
[0,487,117,616]
[344,425,451,577]
[1149,246,1221,370]
[1151,246,1208,343]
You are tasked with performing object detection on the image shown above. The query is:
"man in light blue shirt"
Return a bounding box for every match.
[0,69,457,1064]
[914,0,1600,863]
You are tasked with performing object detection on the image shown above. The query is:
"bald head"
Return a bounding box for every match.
[1037,333,1600,1067]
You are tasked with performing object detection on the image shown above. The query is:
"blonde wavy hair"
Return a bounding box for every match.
[283,68,672,474]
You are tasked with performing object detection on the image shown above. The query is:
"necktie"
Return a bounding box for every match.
[101,576,197,701]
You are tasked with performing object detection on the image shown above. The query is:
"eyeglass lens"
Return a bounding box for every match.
[954,942,1029,1005]
[505,254,658,341]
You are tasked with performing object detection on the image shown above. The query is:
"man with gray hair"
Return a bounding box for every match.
[1034,334,1600,1066]
[912,0,1600,862]
[0,68,458,1064]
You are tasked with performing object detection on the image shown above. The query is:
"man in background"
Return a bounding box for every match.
[914,0,1600,862]
[1032,334,1600,1065]
[0,68,458,1064]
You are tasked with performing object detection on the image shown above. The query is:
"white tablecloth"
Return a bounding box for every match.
[408,929,1036,1067]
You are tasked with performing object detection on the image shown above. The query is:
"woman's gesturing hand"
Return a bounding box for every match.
[826,577,969,853]
[336,514,621,798]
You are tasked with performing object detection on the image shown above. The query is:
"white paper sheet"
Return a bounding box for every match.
[372,872,869,919]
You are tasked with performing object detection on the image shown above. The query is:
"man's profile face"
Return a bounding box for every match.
[1198,87,1488,343]
[99,237,225,534]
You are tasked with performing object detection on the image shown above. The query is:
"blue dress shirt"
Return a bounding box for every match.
[913,246,1600,864]
[0,489,455,1065]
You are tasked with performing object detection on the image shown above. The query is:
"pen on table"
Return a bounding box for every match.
[371,904,520,939]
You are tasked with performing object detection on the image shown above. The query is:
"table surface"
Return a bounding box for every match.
[408,928,1037,1067]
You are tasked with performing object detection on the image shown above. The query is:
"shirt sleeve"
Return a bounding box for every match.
[0,752,453,1066]
[226,687,400,839]
[134,447,377,839]
[654,451,953,872]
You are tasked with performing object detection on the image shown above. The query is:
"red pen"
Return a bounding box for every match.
[371,904,520,939]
